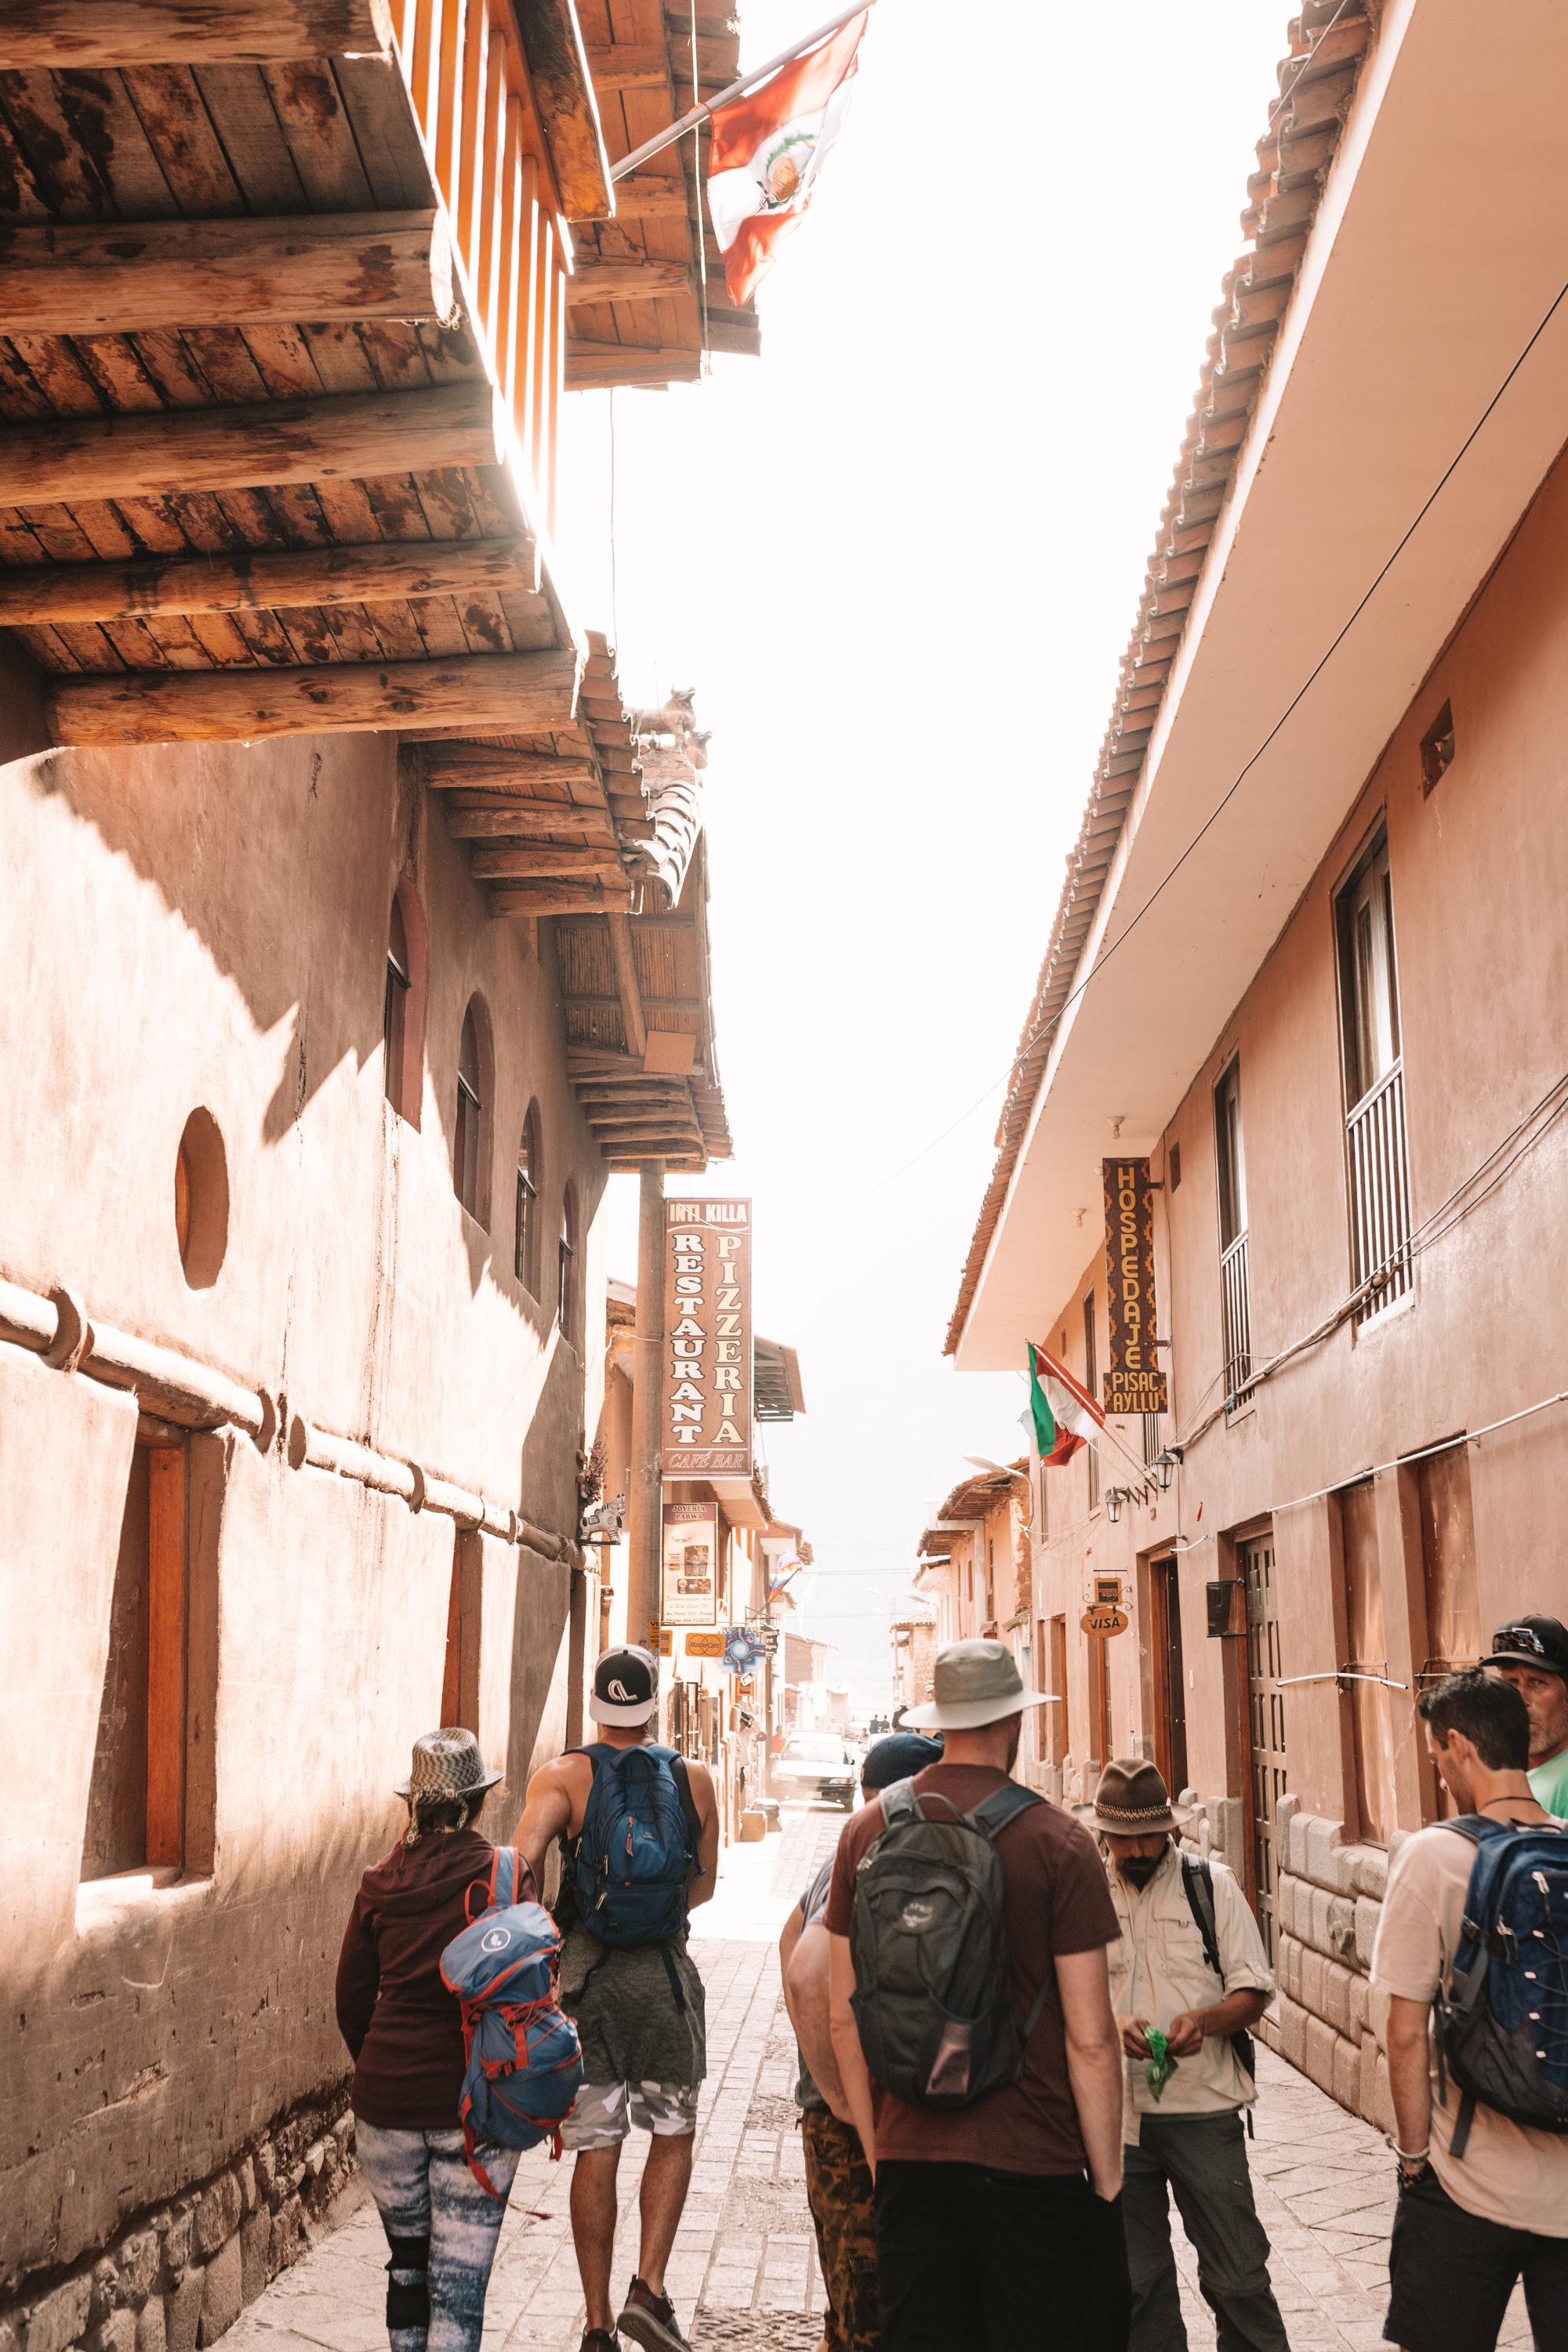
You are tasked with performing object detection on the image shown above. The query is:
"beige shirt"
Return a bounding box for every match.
[1106,1843,1274,2144]
[1370,1823,1568,2236]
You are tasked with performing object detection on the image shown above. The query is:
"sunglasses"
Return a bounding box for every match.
[1494,1627,1548,1657]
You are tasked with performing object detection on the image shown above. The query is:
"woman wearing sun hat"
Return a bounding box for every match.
[336,1727,535,2352]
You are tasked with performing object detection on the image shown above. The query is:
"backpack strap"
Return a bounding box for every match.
[1181,1857,1258,2091]
[463,1846,503,1929]
[670,1755,703,1863]
[969,1784,1044,1838]
[880,1776,923,1827]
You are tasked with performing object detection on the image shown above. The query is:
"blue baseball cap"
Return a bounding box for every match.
[862,1731,943,1788]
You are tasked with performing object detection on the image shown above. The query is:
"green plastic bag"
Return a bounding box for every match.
[1145,2027,1178,2103]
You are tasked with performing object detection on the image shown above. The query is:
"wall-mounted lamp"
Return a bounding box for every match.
[1152,1446,1183,1494]
[1105,1487,1127,1524]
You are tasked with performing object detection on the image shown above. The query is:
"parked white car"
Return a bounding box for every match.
[774,1733,857,1811]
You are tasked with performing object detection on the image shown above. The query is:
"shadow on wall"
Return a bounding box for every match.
[502,1346,593,1803]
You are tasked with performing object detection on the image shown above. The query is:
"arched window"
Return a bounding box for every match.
[453,994,493,1228]
[383,880,427,1128]
[557,1181,577,1341]
[515,1102,540,1294]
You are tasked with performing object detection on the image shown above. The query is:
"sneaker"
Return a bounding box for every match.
[580,2333,621,2352]
[616,2276,691,2352]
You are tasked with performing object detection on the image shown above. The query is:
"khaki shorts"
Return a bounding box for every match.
[560,2079,700,2151]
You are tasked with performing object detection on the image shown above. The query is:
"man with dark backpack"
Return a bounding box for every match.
[822,1639,1128,2350]
[514,1647,719,2352]
[1079,1759,1283,2352]
[1373,1668,1568,2352]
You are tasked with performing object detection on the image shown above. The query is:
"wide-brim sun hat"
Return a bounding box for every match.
[899,1638,1051,1732]
[1073,1757,1191,1837]
[394,1726,503,1802]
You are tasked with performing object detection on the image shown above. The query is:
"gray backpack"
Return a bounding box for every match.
[848,1777,1050,2109]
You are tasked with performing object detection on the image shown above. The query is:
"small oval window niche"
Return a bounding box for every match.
[174,1108,230,1290]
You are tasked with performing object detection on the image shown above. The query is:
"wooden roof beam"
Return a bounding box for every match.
[7,0,395,65]
[48,648,579,747]
[470,846,626,880]
[564,993,700,1013]
[0,382,503,510]
[565,263,691,307]
[605,910,648,1059]
[0,535,538,627]
[0,213,452,339]
[491,881,634,916]
[445,805,615,844]
[420,749,599,793]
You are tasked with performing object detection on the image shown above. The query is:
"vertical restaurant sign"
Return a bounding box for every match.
[662,1197,752,1478]
[662,1501,719,1627]
[1102,1158,1169,1416]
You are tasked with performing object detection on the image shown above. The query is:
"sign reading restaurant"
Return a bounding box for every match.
[1101,1157,1169,1417]
[661,1197,753,1479]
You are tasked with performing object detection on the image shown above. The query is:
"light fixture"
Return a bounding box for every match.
[1153,1446,1182,1494]
[1105,1487,1125,1524]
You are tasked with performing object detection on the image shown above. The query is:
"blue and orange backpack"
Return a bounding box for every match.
[439,1847,584,2196]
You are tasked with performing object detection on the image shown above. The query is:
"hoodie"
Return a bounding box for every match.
[335,1828,535,2129]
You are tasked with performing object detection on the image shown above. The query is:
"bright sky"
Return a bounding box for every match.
[559,0,1289,1704]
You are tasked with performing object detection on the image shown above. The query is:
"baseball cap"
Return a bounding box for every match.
[589,1644,659,1726]
[862,1731,944,1788]
[1487,1615,1568,1679]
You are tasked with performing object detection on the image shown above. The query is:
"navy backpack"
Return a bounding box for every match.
[568,1743,701,1945]
[1433,1815,1568,2155]
[439,1848,584,2195]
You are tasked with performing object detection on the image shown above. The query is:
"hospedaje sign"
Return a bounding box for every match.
[1102,1158,1168,1417]
[662,1197,752,1478]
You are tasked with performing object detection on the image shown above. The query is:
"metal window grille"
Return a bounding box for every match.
[1220,1229,1254,1411]
[1346,1062,1412,1322]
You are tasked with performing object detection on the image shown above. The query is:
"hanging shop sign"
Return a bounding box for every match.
[644,1622,674,1657]
[662,1501,719,1628]
[1102,1158,1169,1417]
[685,1630,727,1661]
[662,1197,753,1478]
[1081,1599,1131,1638]
[722,1624,768,1675]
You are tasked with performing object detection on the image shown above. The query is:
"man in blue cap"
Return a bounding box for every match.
[779,1734,943,2352]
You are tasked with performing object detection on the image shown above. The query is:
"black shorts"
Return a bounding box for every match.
[1386,2165,1568,2352]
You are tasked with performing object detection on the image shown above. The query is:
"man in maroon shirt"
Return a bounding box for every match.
[826,1640,1128,2350]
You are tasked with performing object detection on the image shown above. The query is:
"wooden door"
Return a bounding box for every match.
[1243,1532,1287,1962]
[1049,1615,1069,1767]
[1419,1444,1480,1817]
[1341,1483,1396,1845]
[1149,1555,1189,1799]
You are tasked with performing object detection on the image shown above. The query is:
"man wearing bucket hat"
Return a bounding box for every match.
[513,1647,720,2352]
[1077,1759,1283,2352]
[336,1727,525,2352]
[822,1640,1128,2349]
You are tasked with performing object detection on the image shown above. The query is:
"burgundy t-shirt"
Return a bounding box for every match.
[823,1765,1119,2173]
[336,1831,535,2129]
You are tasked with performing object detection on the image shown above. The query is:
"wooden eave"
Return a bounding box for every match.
[568,0,760,389]
[0,3,590,744]
[424,623,731,1168]
[944,0,1376,1357]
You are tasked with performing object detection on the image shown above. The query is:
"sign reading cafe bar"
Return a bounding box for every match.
[1102,1157,1169,1417]
[662,1197,753,1478]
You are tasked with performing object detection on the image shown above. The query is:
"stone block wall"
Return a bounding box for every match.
[1255,1793,1404,2133]
[2,2091,360,2352]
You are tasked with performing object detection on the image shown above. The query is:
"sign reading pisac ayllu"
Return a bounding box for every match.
[1102,1157,1169,1417]
[662,1197,752,1478]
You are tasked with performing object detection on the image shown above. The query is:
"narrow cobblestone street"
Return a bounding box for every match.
[218,1803,1529,2352]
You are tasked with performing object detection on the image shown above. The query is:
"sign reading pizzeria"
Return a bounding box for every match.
[662,1197,753,1479]
[1101,1158,1169,1417]
[662,1503,719,1628]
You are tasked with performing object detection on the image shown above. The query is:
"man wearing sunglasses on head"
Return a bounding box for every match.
[1485,1615,1568,1819]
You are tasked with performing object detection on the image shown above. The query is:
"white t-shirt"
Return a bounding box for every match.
[1370,1822,1568,2236]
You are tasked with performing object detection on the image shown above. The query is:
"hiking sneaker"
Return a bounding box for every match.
[580,2334,620,2352]
[616,2276,691,2352]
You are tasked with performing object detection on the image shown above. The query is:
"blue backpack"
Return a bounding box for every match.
[568,1744,701,1946]
[1433,1816,1568,2155]
[439,1848,585,2195]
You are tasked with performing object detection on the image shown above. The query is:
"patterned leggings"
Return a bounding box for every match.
[354,2119,521,2352]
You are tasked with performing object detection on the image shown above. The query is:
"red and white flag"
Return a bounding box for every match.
[706,9,870,307]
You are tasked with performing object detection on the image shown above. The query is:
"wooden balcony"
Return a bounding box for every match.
[0,0,694,746]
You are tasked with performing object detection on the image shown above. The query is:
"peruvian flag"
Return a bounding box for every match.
[706,9,870,307]
[1028,1342,1105,1469]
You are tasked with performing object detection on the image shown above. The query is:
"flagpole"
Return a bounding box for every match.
[608,0,872,183]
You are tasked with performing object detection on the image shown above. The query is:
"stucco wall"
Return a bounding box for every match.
[1,731,608,2299]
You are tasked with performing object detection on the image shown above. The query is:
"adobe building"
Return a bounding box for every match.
[948,0,1568,2131]
[909,1462,1038,1761]
[0,5,741,2340]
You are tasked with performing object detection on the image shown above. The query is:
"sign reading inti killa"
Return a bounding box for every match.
[662,1198,752,1478]
[1102,1157,1169,1417]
